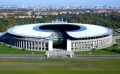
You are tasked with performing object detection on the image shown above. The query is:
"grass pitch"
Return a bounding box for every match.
[0,58,120,74]
[74,49,120,55]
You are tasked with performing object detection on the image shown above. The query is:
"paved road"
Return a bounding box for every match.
[74,55,120,58]
[0,54,46,58]
[0,54,120,58]
[113,35,120,43]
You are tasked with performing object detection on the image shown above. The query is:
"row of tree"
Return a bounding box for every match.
[0,12,120,32]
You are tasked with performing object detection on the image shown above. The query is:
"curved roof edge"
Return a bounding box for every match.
[7,23,113,38]
[7,24,54,38]
[66,24,112,38]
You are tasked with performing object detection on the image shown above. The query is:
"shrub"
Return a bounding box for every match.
[112,49,120,53]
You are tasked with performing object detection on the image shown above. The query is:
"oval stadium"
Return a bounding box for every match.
[7,21,112,51]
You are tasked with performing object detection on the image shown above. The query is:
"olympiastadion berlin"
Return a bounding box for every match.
[7,20,112,51]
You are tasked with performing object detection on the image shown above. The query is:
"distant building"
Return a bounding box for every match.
[60,11,67,14]
[94,9,108,13]
[0,16,4,18]
[47,11,58,15]
[16,16,35,18]
[36,16,42,18]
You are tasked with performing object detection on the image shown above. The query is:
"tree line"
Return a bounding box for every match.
[0,12,120,32]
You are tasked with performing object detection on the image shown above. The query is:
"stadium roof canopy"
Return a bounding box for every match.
[7,23,112,38]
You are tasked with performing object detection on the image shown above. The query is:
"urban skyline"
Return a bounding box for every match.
[0,0,120,6]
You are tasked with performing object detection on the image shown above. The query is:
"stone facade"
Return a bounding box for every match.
[8,35,49,51]
[69,35,112,51]
[8,34,112,51]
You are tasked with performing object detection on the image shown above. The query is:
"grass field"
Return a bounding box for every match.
[0,58,120,74]
[74,43,120,55]
[74,49,120,55]
[53,40,66,49]
[0,44,45,54]
[116,39,120,45]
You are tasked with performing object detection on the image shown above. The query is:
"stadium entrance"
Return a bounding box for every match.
[53,40,67,50]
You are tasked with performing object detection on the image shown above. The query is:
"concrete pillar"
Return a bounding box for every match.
[84,42,85,50]
[97,40,99,48]
[14,39,17,46]
[18,40,19,48]
[32,41,34,49]
[18,40,19,47]
[82,42,84,50]
[34,42,36,50]
[24,41,25,49]
[86,42,87,50]
[77,42,79,50]
[80,42,81,50]
[29,41,31,49]
[95,41,97,48]
[91,41,93,49]
[48,40,53,51]
[37,42,39,50]
[22,41,24,49]
[101,40,103,47]
[25,41,27,49]
[87,42,89,50]
[100,40,101,47]
[31,41,33,49]
[99,40,101,47]
[21,41,23,48]
[41,42,42,50]
[19,40,20,48]
[20,41,21,48]
[39,42,41,50]
[28,41,30,49]
[103,39,105,46]
[32,41,34,50]
[67,40,71,51]
[16,41,18,47]
[98,40,99,48]
[94,41,96,48]
[72,42,74,50]
[43,42,46,50]
[73,42,75,50]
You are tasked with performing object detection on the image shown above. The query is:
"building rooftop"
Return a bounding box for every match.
[7,23,112,38]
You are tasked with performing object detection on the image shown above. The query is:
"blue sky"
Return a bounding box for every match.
[0,0,120,6]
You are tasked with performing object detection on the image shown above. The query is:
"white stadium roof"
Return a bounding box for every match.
[7,23,112,38]
[66,24,112,38]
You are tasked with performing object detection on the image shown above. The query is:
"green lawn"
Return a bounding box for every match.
[116,39,120,45]
[53,40,66,49]
[74,45,120,55]
[0,58,120,74]
[74,49,120,55]
[0,44,45,54]
[53,40,63,45]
